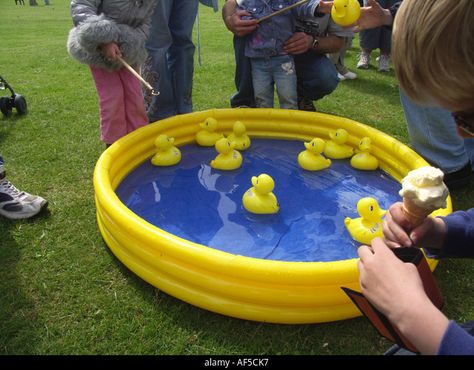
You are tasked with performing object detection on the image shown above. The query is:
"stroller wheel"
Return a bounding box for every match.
[14,94,27,115]
[0,96,12,117]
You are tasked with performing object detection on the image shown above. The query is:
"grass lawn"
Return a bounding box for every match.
[0,1,473,356]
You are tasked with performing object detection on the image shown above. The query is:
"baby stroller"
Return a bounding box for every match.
[0,75,27,117]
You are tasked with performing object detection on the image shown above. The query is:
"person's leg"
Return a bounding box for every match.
[168,0,199,115]
[230,35,256,108]
[251,58,275,108]
[377,22,392,72]
[400,91,472,189]
[273,55,298,110]
[0,155,48,220]
[119,68,149,134]
[90,66,127,145]
[145,0,175,121]
[295,52,339,102]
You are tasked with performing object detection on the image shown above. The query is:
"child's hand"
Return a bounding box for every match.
[100,42,122,61]
[382,202,447,249]
[318,0,333,14]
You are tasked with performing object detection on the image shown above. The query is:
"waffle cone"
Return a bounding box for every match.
[402,197,432,228]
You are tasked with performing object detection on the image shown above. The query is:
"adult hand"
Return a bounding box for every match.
[353,0,393,33]
[382,202,447,249]
[283,32,312,55]
[100,42,122,61]
[224,9,258,37]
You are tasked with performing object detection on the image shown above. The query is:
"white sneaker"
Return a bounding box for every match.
[342,71,357,80]
[337,72,346,81]
[0,179,48,219]
[377,55,391,72]
[357,52,371,69]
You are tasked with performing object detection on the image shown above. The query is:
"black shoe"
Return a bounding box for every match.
[297,97,316,112]
[443,162,473,191]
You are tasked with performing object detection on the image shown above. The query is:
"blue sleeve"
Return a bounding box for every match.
[440,209,474,258]
[437,321,474,355]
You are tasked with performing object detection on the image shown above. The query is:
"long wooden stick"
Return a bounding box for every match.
[118,56,159,96]
[256,0,310,23]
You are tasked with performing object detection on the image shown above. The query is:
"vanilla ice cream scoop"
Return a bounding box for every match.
[399,166,448,227]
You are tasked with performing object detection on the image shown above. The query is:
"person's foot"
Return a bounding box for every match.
[297,97,316,112]
[0,179,48,220]
[357,52,371,69]
[342,70,357,80]
[443,162,473,191]
[337,72,346,81]
[377,55,391,72]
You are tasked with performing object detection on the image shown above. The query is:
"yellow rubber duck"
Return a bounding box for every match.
[324,128,354,159]
[210,137,243,170]
[151,134,181,166]
[331,0,361,27]
[242,174,279,214]
[344,197,386,245]
[196,117,224,147]
[350,137,379,170]
[227,120,251,151]
[297,138,331,171]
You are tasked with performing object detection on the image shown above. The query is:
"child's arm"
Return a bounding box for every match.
[70,0,103,26]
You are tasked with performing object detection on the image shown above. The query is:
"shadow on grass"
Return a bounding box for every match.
[340,72,400,104]
[0,211,50,354]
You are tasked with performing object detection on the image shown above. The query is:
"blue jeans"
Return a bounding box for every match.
[146,0,198,121]
[401,91,474,173]
[251,55,298,109]
[230,35,256,108]
[294,51,339,101]
[230,37,339,107]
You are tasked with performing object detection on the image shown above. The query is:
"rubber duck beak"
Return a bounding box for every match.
[251,176,258,186]
[379,209,387,217]
[304,142,311,150]
[169,137,175,144]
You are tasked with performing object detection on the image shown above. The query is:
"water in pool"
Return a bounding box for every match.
[116,139,401,262]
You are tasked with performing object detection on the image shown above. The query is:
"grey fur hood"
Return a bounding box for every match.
[67,0,157,70]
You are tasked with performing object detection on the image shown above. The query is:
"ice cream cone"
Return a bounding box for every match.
[402,197,432,228]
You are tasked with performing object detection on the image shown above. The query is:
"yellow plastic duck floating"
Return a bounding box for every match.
[151,134,181,167]
[210,137,243,170]
[196,117,224,147]
[242,173,279,214]
[331,0,361,27]
[324,128,354,159]
[297,138,331,171]
[350,137,379,170]
[344,197,386,245]
[227,120,251,151]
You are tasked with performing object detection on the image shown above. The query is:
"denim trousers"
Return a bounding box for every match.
[251,55,298,109]
[230,36,339,107]
[401,91,474,173]
[230,35,256,108]
[293,50,339,101]
[146,0,198,121]
[90,66,148,145]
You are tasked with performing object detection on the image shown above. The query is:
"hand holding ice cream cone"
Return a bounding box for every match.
[399,166,449,229]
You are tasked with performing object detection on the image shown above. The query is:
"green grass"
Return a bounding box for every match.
[0,1,473,356]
